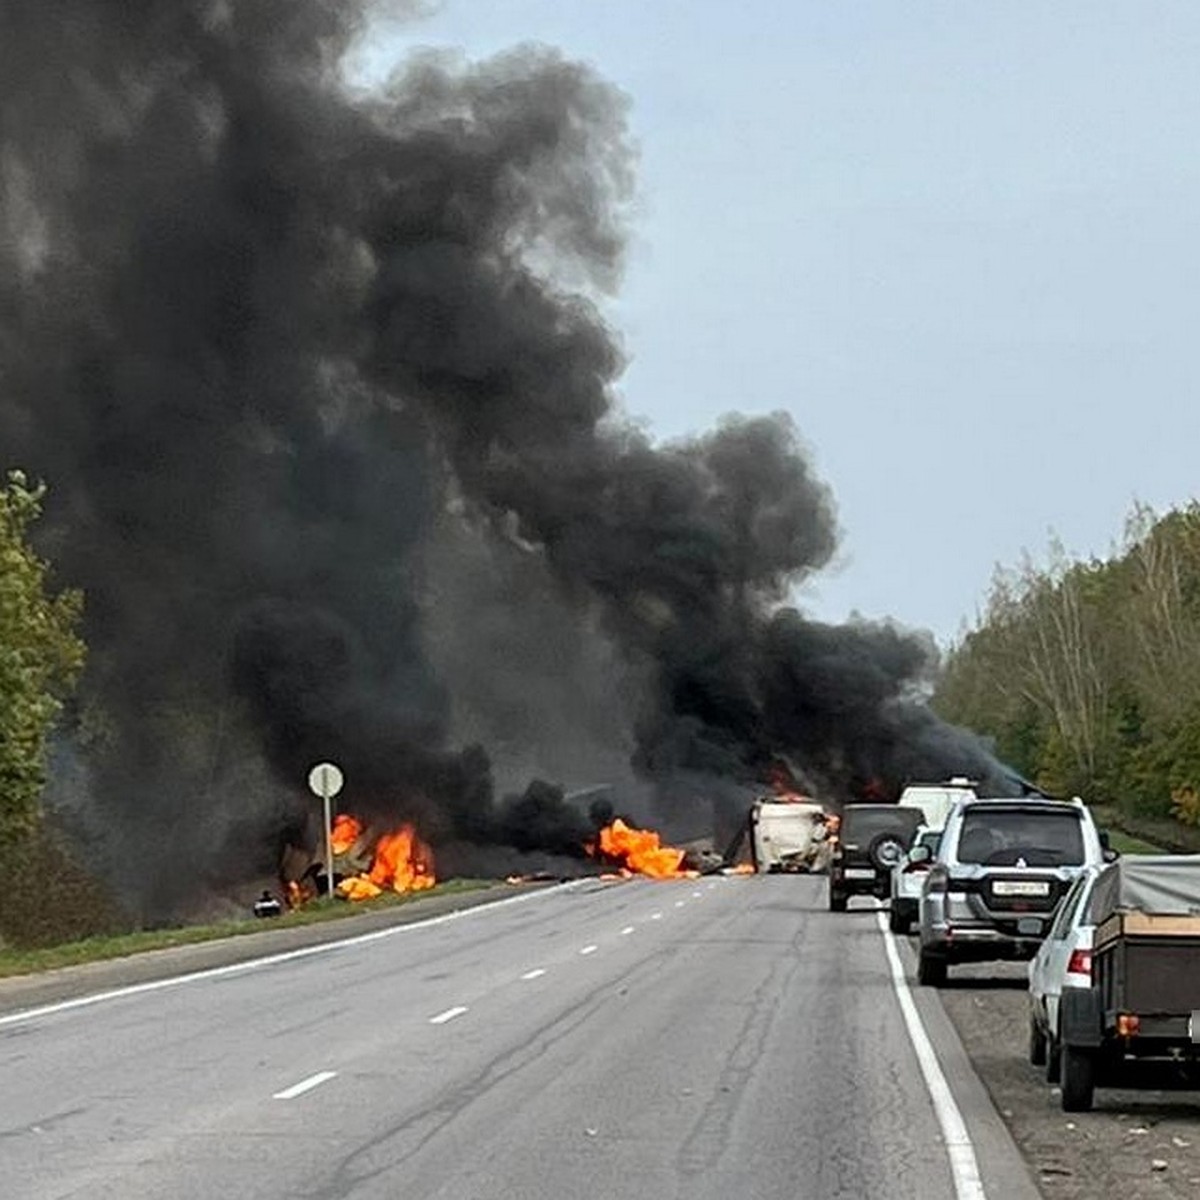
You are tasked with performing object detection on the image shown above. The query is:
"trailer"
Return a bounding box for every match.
[1058,854,1200,1111]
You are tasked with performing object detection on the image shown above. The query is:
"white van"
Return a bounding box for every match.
[750,799,831,873]
[896,778,978,832]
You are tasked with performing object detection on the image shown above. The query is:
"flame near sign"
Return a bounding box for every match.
[329,814,437,902]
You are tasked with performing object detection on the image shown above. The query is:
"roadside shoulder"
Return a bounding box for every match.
[891,929,1043,1200]
[0,883,557,1017]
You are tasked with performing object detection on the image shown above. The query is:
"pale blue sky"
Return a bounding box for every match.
[358,1,1200,644]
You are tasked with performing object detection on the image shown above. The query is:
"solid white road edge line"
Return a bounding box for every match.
[0,881,592,1030]
[429,1005,468,1025]
[273,1070,338,1101]
[875,912,987,1200]
[520,968,546,980]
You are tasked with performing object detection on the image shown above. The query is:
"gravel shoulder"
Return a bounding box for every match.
[936,961,1200,1198]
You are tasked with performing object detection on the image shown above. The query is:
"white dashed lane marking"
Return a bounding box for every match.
[650,912,663,920]
[619,926,635,935]
[273,1071,337,1101]
[429,1005,469,1025]
[580,945,598,956]
[520,969,546,980]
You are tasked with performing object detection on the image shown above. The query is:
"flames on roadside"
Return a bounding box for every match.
[591,818,698,880]
[286,813,436,905]
[284,808,714,905]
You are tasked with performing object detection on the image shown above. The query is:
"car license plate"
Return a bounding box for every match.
[844,868,875,880]
[992,880,1050,897]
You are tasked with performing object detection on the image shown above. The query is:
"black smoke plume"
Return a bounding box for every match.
[0,2,1007,917]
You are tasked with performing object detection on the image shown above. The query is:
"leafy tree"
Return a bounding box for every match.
[0,471,85,846]
[934,501,1200,827]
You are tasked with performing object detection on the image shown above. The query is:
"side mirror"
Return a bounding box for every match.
[1103,847,1120,863]
[908,844,933,865]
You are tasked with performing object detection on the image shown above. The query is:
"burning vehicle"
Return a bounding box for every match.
[283,813,436,906]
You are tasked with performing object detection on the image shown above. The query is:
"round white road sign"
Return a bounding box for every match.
[307,761,344,799]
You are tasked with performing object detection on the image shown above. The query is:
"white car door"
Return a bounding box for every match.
[1032,873,1086,1024]
[1040,874,1091,1032]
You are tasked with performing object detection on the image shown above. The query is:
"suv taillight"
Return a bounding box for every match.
[1067,949,1092,977]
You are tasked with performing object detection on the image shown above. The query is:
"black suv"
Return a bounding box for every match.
[829,804,924,911]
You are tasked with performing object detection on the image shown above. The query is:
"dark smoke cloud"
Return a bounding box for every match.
[1,1,1007,917]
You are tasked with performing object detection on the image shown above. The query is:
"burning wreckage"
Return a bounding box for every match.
[281,813,437,907]
[279,810,722,910]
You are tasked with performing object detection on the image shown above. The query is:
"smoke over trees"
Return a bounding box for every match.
[0,2,1007,916]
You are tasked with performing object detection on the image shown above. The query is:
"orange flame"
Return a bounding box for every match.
[330,813,363,856]
[368,825,436,893]
[595,818,697,880]
[336,820,436,901]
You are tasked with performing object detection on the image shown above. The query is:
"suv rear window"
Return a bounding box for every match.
[957,807,1084,866]
[842,806,923,843]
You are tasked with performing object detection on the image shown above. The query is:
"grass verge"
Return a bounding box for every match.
[1104,828,1165,856]
[0,878,493,980]
[1092,805,1200,856]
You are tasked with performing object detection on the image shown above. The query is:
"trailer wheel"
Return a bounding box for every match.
[917,951,946,987]
[828,888,848,912]
[1028,1016,1048,1066]
[888,908,911,935]
[1060,1044,1095,1112]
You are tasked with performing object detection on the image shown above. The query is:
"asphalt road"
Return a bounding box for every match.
[0,876,1037,1199]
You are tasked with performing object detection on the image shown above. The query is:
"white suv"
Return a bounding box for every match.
[917,797,1109,986]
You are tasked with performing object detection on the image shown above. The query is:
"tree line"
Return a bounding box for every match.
[0,472,117,947]
[934,502,1200,827]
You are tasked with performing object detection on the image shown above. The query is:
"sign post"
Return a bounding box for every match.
[307,761,344,899]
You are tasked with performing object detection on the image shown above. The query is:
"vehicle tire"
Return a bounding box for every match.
[828,888,848,912]
[868,832,908,872]
[1045,1034,1061,1084]
[1029,1016,1048,1067]
[888,908,911,935]
[1060,1044,1095,1112]
[918,951,947,987]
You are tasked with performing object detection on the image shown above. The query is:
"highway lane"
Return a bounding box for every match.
[1,876,1033,1199]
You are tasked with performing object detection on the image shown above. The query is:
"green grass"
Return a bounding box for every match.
[1091,804,1200,856]
[1104,828,1164,856]
[0,878,493,980]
